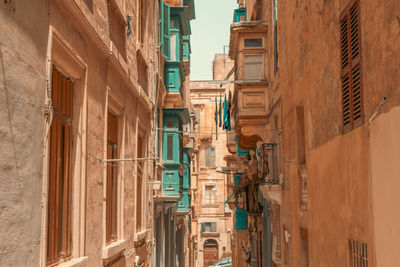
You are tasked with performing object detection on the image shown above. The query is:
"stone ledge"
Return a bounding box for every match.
[57,257,88,267]
[102,239,127,259]
[134,229,150,242]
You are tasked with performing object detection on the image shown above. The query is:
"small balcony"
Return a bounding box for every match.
[257,143,282,204]
[233,8,246,22]
[152,169,182,203]
[176,189,190,214]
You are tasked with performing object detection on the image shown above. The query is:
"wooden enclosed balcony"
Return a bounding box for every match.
[229,21,269,150]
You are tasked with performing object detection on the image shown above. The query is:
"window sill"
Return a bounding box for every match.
[57,257,88,267]
[102,239,127,259]
[201,204,219,208]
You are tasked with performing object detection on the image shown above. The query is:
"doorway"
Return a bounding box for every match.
[203,239,218,266]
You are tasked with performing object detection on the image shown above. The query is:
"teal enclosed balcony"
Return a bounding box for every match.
[234,173,248,230]
[177,190,190,213]
[162,169,181,197]
[159,108,190,202]
[234,8,246,22]
[177,148,191,214]
[182,35,190,62]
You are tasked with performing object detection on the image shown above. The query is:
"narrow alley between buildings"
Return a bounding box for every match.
[1,0,400,267]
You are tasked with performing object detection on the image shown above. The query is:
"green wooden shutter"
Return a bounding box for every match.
[211,222,217,232]
[162,2,170,59]
[200,223,205,232]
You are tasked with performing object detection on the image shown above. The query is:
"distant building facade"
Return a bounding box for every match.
[190,54,235,267]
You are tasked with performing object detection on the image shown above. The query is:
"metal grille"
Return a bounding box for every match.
[348,239,368,267]
[257,143,279,184]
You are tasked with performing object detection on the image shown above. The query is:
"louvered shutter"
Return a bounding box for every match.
[162,2,170,59]
[341,0,362,132]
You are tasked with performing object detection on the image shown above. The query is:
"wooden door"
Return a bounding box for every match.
[203,239,218,267]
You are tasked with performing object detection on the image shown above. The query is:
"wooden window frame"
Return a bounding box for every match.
[201,222,217,233]
[204,185,216,204]
[47,67,73,266]
[340,0,363,133]
[106,111,119,244]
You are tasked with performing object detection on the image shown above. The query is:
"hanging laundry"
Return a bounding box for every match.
[219,94,222,128]
[224,91,232,131]
[214,96,218,140]
[223,94,227,130]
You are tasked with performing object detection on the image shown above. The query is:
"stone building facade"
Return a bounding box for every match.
[227,0,400,267]
[190,54,235,267]
[0,0,194,266]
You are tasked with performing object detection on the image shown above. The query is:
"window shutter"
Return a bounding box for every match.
[201,223,205,233]
[170,33,177,61]
[341,0,362,132]
[162,2,170,59]
[211,222,217,232]
[243,54,264,80]
[167,135,173,160]
[205,146,215,167]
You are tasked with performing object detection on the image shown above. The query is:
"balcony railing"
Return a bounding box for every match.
[257,143,279,184]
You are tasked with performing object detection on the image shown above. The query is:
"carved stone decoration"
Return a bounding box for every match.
[298,165,308,211]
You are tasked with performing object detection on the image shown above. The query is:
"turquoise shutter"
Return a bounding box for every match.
[162,2,170,59]
[200,223,205,232]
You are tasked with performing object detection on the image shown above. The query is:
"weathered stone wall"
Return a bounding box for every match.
[0,2,48,266]
[268,0,400,266]
[0,0,160,266]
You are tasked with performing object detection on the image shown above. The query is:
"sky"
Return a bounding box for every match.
[190,0,237,81]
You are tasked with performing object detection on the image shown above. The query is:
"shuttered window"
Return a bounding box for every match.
[204,185,216,204]
[47,67,73,265]
[160,1,171,59]
[205,146,215,167]
[341,0,362,132]
[243,54,264,80]
[106,111,118,243]
[200,222,217,233]
[167,135,174,160]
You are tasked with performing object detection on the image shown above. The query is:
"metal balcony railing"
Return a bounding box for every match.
[257,143,279,184]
